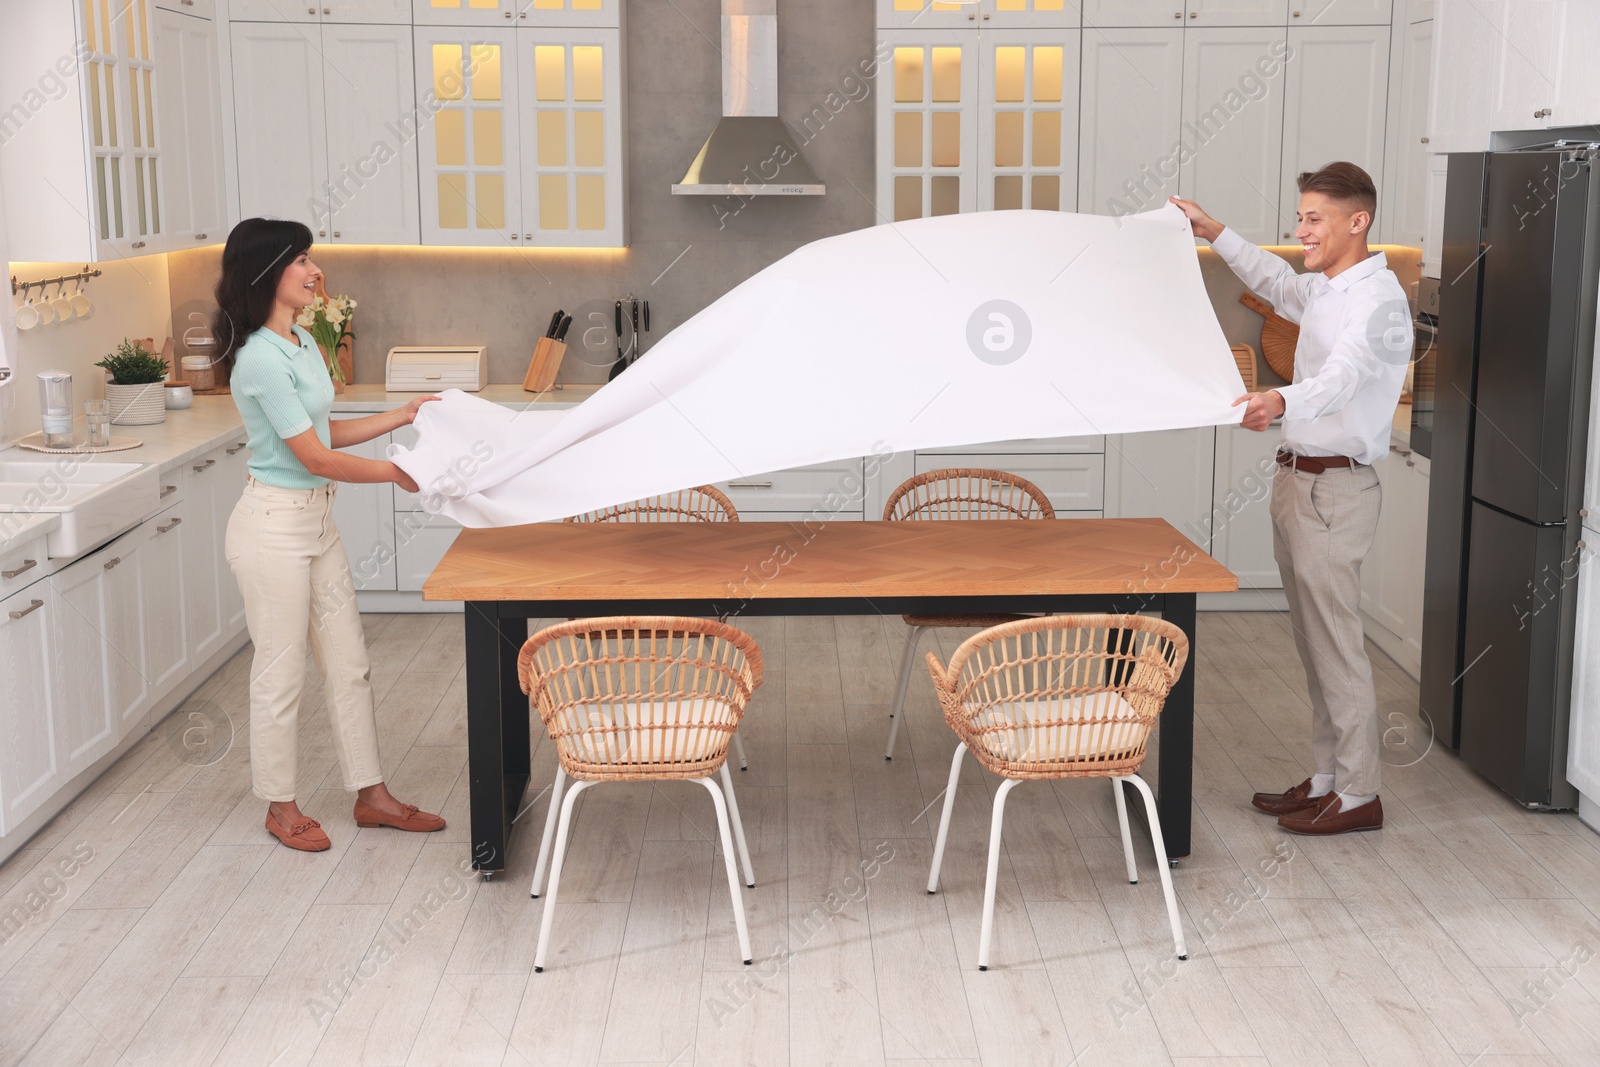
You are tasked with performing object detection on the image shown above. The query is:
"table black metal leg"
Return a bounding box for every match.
[465,603,529,874]
[1158,593,1196,860]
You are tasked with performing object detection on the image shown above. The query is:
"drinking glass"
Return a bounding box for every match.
[85,399,111,448]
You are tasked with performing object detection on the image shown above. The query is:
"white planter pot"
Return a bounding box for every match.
[105,382,167,425]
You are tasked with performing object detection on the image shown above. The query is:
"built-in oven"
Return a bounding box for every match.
[1410,276,1440,459]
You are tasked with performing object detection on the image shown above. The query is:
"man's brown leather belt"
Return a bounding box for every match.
[1276,450,1362,474]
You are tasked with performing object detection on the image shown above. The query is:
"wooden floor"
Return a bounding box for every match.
[2,611,1599,1067]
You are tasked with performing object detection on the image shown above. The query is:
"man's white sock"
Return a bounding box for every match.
[1309,773,1335,797]
[1336,790,1376,808]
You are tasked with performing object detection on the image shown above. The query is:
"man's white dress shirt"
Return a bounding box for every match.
[1211,227,1412,466]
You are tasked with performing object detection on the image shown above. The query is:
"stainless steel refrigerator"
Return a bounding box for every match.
[1419,142,1600,809]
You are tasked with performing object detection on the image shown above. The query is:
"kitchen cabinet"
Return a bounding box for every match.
[182,436,248,662]
[1104,428,1215,551]
[231,20,420,244]
[0,582,60,837]
[154,5,227,249]
[331,419,398,590]
[916,452,1106,513]
[1568,531,1600,800]
[234,0,411,22]
[415,22,627,246]
[1290,0,1392,23]
[1082,1,1298,25]
[143,500,190,703]
[1078,27,1185,217]
[216,440,250,632]
[395,511,463,592]
[1082,0,1187,25]
[1186,0,1291,23]
[1360,444,1429,677]
[0,0,167,261]
[1210,425,1282,589]
[976,30,1080,211]
[1420,151,1446,278]
[715,459,870,518]
[156,0,216,15]
[1278,24,1389,241]
[1181,27,1286,246]
[1424,0,1497,152]
[1386,16,1432,249]
[1487,1,1559,133]
[879,0,1082,30]
[416,0,620,27]
[102,524,152,741]
[877,30,981,220]
[50,533,138,779]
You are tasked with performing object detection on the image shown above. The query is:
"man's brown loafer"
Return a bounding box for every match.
[1250,778,1321,816]
[354,800,446,833]
[267,814,331,852]
[1277,792,1383,835]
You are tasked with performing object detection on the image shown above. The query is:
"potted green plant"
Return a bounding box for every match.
[95,339,171,425]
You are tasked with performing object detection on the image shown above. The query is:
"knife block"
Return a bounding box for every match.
[523,336,567,392]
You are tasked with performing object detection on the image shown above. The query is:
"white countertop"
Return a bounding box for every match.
[0,511,62,555]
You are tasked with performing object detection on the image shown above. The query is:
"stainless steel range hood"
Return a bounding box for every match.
[671,0,824,196]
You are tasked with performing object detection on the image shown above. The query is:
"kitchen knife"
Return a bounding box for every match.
[608,300,626,380]
[554,313,573,342]
[545,309,563,338]
[629,300,640,365]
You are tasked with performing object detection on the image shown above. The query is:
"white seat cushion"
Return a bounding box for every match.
[967,692,1150,765]
[554,699,734,766]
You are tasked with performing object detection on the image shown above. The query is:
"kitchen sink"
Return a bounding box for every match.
[0,457,160,557]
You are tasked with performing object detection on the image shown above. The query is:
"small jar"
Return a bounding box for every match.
[182,355,215,392]
[164,381,194,409]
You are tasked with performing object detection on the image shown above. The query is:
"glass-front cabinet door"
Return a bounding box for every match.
[978,32,1080,211]
[81,0,165,253]
[515,27,626,246]
[876,31,979,220]
[416,28,521,245]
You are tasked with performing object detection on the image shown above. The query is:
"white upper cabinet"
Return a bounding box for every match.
[877,31,981,220]
[1488,1,1559,132]
[1279,25,1389,242]
[1288,0,1392,23]
[233,0,412,23]
[1554,2,1600,127]
[1388,17,1432,248]
[1180,27,1287,245]
[154,6,227,247]
[319,23,421,243]
[878,0,1081,29]
[1083,0,1294,24]
[1425,0,1497,151]
[976,30,1081,211]
[417,0,620,27]
[1082,1,1186,26]
[1078,28,1185,217]
[232,20,418,243]
[1186,0,1291,24]
[416,26,522,243]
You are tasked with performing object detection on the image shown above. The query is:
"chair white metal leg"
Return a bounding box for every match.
[732,733,748,770]
[698,777,753,965]
[977,777,1021,971]
[1112,779,1138,885]
[719,762,756,888]
[926,741,968,893]
[885,626,929,760]
[1123,774,1188,961]
[530,766,568,899]
[533,778,592,972]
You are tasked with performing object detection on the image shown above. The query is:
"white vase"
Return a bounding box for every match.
[105,382,167,425]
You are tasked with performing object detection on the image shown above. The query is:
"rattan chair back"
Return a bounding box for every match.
[565,485,739,524]
[883,468,1056,522]
[925,614,1188,780]
[518,616,764,781]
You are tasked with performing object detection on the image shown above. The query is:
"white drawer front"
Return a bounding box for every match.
[918,435,1104,455]
[396,513,463,593]
[0,536,49,600]
[715,460,867,516]
[913,453,1106,513]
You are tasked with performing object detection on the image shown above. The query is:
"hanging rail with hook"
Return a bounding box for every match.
[11,266,102,297]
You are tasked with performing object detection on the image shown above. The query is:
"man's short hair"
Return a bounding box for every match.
[1297,161,1378,229]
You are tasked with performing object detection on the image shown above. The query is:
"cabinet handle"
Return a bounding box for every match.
[509,233,519,239]
[334,231,341,238]
[104,557,121,571]
[1190,10,1198,16]
[727,481,774,489]
[1405,459,1415,468]
[1581,540,1589,550]
[226,443,247,455]
[131,240,146,249]
[308,6,315,12]
[1535,107,1552,119]
[9,599,44,620]
[1174,10,1182,16]
[195,232,207,240]
[318,230,326,237]
[161,484,177,497]
[524,233,532,240]
[193,458,216,473]
[3,559,38,580]
[324,6,331,12]
[1420,136,1429,144]
[158,518,182,533]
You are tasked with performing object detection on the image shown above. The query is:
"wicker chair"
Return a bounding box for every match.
[566,484,749,770]
[519,616,765,971]
[924,614,1190,970]
[881,468,1056,761]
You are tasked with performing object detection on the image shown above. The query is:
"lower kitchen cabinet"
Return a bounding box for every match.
[1360,444,1430,677]
[1210,425,1284,589]
[144,502,191,704]
[1105,428,1215,550]
[332,419,398,591]
[101,526,152,743]
[50,531,144,781]
[0,582,60,837]
[183,436,250,662]
[395,510,463,592]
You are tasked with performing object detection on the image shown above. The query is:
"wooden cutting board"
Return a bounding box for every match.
[1238,292,1297,382]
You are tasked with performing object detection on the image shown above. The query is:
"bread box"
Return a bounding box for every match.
[385,346,488,392]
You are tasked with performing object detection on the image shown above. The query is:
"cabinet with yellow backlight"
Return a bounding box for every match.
[876,0,1080,31]
[413,0,619,28]
[414,15,625,247]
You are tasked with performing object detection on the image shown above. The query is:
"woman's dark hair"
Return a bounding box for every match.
[211,218,314,369]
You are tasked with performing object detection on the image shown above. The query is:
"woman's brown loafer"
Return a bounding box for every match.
[353,800,446,832]
[267,814,331,852]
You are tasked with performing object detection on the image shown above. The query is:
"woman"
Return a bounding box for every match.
[214,218,444,851]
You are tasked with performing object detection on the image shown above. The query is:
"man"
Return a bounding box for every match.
[1170,161,1410,835]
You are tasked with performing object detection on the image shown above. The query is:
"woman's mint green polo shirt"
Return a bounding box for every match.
[229,323,334,489]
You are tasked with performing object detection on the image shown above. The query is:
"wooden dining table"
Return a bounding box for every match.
[423,517,1238,876]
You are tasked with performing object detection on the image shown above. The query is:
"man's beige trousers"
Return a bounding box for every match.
[1270,463,1384,796]
[225,479,384,802]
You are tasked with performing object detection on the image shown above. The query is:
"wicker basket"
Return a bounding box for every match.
[105,382,167,425]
